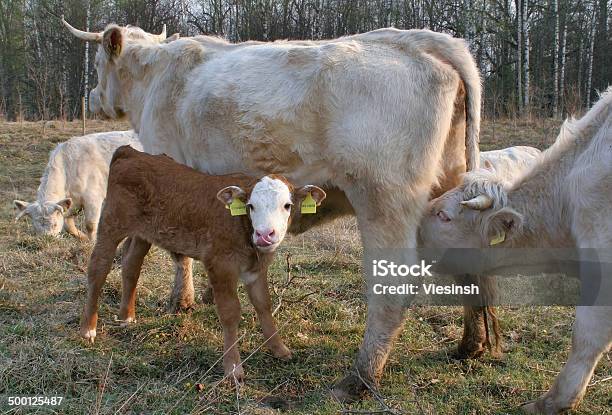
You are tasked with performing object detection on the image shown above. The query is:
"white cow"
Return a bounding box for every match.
[480,146,541,176]
[63,20,482,399]
[420,89,612,414]
[14,130,142,241]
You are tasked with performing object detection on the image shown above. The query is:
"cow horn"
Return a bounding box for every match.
[61,15,102,42]
[460,194,494,210]
[158,24,167,40]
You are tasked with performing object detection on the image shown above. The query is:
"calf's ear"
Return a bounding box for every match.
[13,200,30,221]
[295,185,326,205]
[56,198,73,213]
[482,208,523,245]
[217,186,246,205]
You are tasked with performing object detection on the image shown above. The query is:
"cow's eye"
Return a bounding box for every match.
[436,210,451,222]
[246,203,254,212]
[284,203,292,211]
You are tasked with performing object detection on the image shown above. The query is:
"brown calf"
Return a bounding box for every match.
[80,146,325,381]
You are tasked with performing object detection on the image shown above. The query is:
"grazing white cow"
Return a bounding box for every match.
[420,89,612,414]
[63,19,482,399]
[14,130,142,241]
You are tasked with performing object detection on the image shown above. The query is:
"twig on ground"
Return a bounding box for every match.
[354,368,405,415]
[113,381,145,414]
[588,376,611,387]
[233,364,242,415]
[193,318,293,414]
[93,352,113,415]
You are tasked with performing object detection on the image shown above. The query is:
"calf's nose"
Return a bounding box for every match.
[255,229,275,240]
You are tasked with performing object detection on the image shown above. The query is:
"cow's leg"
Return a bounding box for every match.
[244,269,291,360]
[332,182,428,401]
[118,236,151,325]
[521,306,612,414]
[167,253,195,313]
[80,231,124,343]
[64,215,88,241]
[208,264,244,381]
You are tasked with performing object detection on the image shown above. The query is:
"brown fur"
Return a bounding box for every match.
[81,146,297,381]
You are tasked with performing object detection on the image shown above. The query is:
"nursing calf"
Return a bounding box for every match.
[81,146,325,380]
[420,89,612,414]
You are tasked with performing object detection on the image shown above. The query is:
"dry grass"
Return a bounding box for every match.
[0,120,610,414]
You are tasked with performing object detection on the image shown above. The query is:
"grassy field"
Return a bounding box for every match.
[0,119,610,414]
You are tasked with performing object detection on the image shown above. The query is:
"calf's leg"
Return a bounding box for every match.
[521,306,612,414]
[80,232,123,343]
[64,215,89,241]
[244,270,291,360]
[167,253,196,313]
[118,237,151,325]
[209,266,244,381]
[83,200,102,241]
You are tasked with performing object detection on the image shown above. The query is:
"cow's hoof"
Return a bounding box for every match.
[521,401,539,414]
[455,342,485,359]
[330,373,369,403]
[80,328,96,343]
[521,397,560,415]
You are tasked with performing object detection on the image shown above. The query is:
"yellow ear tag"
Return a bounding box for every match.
[228,198,247,216]
[301,192,317,214]
[489,231,506,246]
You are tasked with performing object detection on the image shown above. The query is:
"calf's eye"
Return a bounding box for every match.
[284,203,292,211]
[247,203,254,211]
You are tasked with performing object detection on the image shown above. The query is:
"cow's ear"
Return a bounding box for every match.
[164,33,180,43]
[217,186,246,205]
[295,185,326,205]
[56,198,73,213]
[14,200,30,221]
[103,26,123,59]
[483,208,523,245]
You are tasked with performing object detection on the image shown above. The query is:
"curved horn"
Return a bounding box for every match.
[460,194,494,210]
[61,15,102,42]
[158,24,167,40]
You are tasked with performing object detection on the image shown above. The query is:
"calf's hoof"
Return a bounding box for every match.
[329,373,370,403]
[224,363,245,383]
[115,315,136,327]
[271,343,292,361]
[80,327,97,344]
[166,301,196,314]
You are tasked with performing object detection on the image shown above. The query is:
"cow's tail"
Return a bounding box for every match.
[356,28,481,171]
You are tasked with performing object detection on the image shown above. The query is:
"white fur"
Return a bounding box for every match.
[247,177,292,250]
[421,90,612,414]
[70,22,482,393]
[239,271,259,285]
[15,130,142,240]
